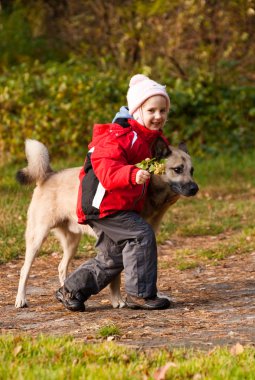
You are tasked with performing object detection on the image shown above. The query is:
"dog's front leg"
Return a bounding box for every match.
[109,274,125,308]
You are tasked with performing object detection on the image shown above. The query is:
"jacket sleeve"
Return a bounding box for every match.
[91,135,140,190]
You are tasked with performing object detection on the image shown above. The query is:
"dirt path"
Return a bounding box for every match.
[1,238,255,349]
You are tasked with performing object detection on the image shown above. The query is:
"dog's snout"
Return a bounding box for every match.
[189,182,199,196]
[170,181,199,197]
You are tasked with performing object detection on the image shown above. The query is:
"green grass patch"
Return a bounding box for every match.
[199,227,255,261]
[174,227,255,270]
[0,335,255,380]
[177,260,200,271]
[0,163,29,263]
[193,152,255,188]
[158,195,255,242]
[97,324,121,338]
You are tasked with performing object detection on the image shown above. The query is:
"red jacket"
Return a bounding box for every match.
[77,118,165,223]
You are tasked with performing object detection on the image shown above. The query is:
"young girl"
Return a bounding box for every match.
[56,74,171,312]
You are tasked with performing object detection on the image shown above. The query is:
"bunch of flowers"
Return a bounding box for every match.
[136,158,166,175]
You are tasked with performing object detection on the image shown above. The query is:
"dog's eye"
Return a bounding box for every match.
[191,167,194,176]
[173,166,183,174]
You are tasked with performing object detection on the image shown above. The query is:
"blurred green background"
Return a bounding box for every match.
[0,0,254,163]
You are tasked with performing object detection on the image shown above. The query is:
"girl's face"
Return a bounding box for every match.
[141,95,168,130]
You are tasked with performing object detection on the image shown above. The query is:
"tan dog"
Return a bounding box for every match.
[15,139,198,308]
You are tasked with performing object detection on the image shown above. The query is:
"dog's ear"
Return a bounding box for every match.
[178,141,189,154]
[152,137,172,160]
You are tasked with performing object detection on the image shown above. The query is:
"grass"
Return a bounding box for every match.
[97,324,121,338]
[0,335,255,380]
[159,189,255,240]
[173,227,255,270]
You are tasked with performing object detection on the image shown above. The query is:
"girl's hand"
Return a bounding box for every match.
[136,169,150,184]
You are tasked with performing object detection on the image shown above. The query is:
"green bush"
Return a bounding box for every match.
[0,60,126,162]
[0,61,254,163]
[166,72,255,155]
[0,4,67,66]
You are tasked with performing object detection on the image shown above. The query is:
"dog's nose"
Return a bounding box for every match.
[189,183,199,195]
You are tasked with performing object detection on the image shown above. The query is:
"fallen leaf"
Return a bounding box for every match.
[165,240,174,246]
[193,374,202,380]
[154,362,177,380]
[51,251,60,258]
[208,347,217,356]
[85,335,94,340]
[13,345,22,356]
[121,354,130,363]
[230,343,244,355]
[100,299,110,304]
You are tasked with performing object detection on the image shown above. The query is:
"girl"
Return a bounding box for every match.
[56,74,171,312]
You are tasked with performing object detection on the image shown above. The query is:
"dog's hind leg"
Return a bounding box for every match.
[15,224,50,308]
[109,274,125,309]
[54,227,81,285]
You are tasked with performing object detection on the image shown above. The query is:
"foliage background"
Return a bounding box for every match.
[0,0,254,162]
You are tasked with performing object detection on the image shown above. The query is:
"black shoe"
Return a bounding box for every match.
[125,294,171,310]
[56,286,85,312]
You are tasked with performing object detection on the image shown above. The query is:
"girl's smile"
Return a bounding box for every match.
[141,95,168,130]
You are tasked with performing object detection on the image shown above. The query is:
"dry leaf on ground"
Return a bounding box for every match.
[154,362,177,380]
[230,343,244,355]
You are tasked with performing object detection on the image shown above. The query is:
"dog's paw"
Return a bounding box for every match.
[111,298,126,309]
[118,300,126,308]
[15,296,28,308]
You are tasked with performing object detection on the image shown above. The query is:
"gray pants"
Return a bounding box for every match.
[64,211,158,300]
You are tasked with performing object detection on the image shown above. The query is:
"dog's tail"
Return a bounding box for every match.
[16,139,54,185]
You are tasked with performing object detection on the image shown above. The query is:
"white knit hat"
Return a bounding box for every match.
[127,74,170,115]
